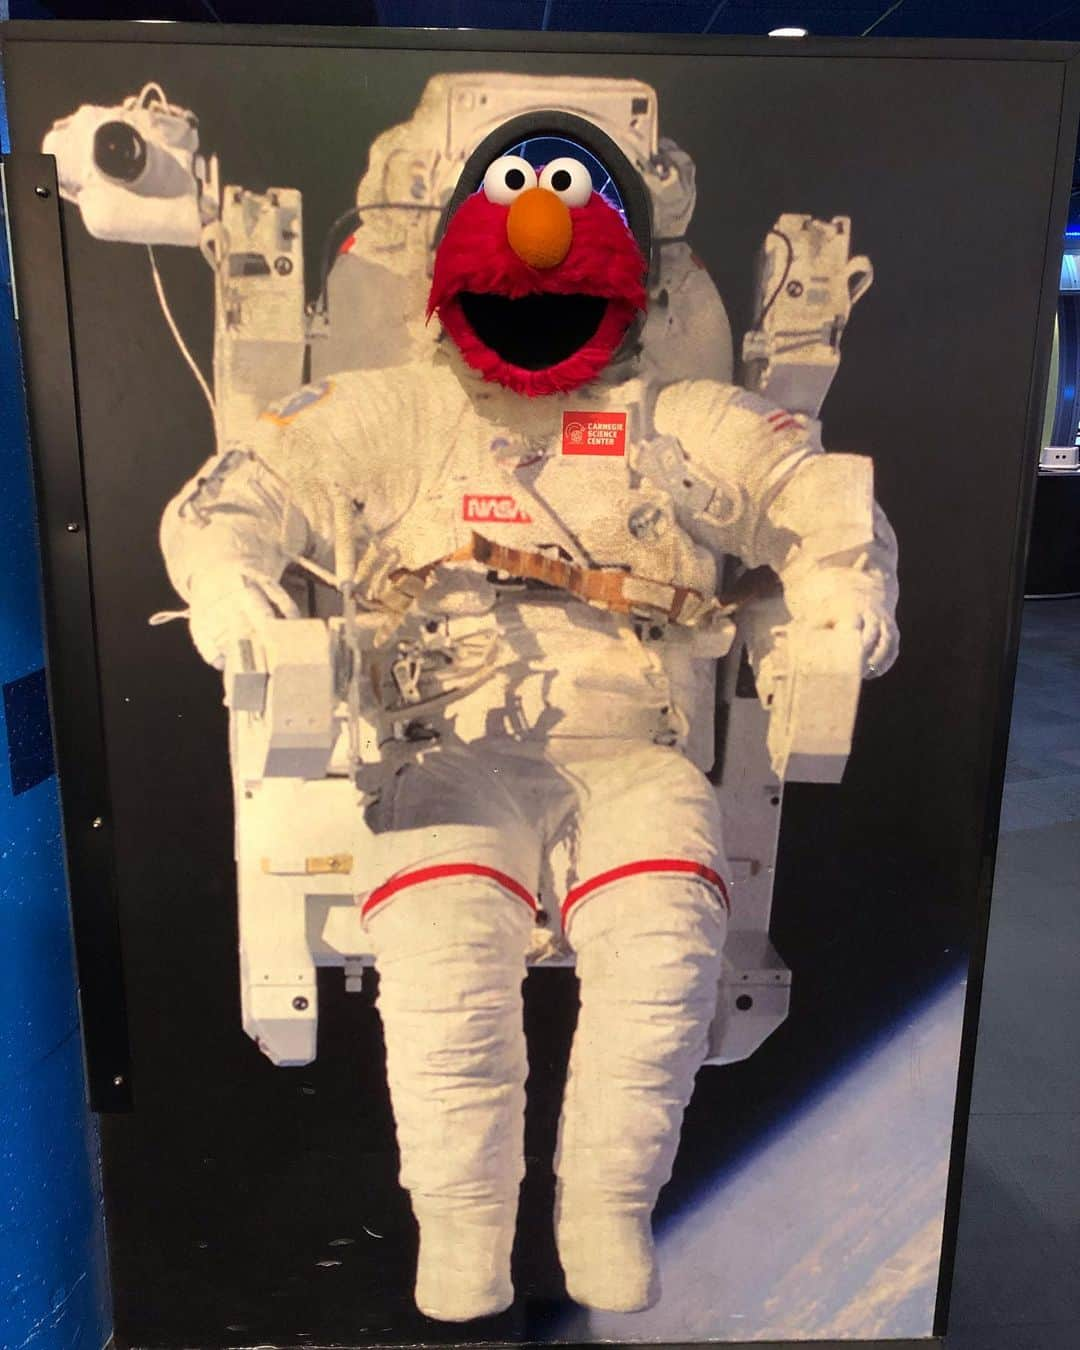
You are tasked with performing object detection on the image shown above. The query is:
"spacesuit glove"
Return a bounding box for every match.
[186,570,301,670]
[781,565,899,679]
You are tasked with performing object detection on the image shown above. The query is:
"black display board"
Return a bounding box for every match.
[2,23,1076,1350]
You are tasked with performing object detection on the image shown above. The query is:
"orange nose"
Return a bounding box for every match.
[506,187,572,269]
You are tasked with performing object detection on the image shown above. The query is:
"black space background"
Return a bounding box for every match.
[2,33,1066,1349]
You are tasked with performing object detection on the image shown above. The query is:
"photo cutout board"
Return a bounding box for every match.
[2,22,1075,1350]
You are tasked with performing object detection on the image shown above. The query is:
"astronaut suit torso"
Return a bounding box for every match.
[239,352,761,910]
[162,138,898,1322]
[254,353,778,750]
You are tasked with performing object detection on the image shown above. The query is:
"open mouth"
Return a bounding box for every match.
[457,291,608,370]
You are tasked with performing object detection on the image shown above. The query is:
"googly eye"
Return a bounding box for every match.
[539,158,593,207]
[482,155,538,204]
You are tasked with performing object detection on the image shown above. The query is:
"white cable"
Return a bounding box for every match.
[137,81,168,110]
[147,245,217,431]
[289,553,339,588]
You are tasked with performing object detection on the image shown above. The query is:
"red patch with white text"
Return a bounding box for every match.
[562,411,627,456]
[463,494,532,524]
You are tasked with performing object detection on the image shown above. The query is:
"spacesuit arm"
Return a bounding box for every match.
[160,447,312,597]
[653,380,899,677]
[159,446,314,668]
[753,451,899,675]
[159,365,433,668]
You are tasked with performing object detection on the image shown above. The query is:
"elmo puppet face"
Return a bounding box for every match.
[428,152,648,397]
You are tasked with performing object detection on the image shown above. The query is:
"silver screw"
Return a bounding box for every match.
[66,522,80,532]
[35,185,51,199]
[91,817,103,829]
[113,1074,124,1087]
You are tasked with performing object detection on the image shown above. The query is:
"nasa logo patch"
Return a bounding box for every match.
[463,494,532,524]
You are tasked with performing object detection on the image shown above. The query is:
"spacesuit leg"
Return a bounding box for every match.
[360,748,542,1322]
[366,879,534,1321]
[552,744,728,1312]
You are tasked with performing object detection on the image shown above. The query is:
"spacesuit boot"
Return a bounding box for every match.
[365,877,533,1322]
[554,874,726,1311]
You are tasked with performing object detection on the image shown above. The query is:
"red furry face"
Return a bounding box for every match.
[428,183,648,397]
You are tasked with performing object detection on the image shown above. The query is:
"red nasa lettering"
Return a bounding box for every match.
[462,494,532,524]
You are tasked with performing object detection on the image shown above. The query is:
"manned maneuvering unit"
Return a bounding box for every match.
[43,72,898,1320]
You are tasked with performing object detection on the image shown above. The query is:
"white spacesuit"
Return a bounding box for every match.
[161,342,898,1319]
